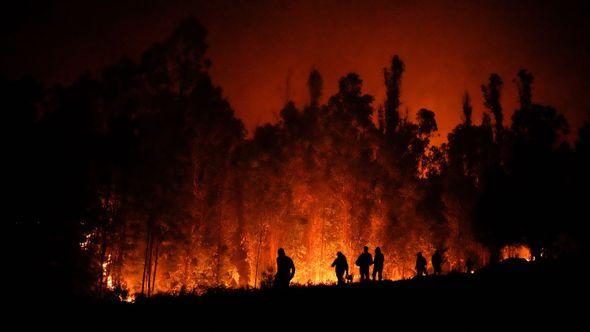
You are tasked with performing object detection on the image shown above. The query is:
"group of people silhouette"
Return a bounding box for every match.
[416,249,446,276]
[275,246,453,287]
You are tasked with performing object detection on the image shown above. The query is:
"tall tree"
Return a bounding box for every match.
[482,74,504,138]
[515,69,533,111]
[307,69,323,108]
[462,92,473,126]
[384,55,405,137]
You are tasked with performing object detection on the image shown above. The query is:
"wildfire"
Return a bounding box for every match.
[500,244,532,261]
[101,254,114,289]
[86,203,490,295]
[110,242,482,293]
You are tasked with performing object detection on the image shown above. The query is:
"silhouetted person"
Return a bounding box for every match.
[355,246,373,282]
[432,249,443,275]
[275,248,295,288]
[415,252,427,277]
[372,247,384,281]
[331,251,349,285]
[466,258,475,274]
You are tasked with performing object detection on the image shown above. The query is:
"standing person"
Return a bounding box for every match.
[415,252,427,277]
[432,249,443,275]
[372,247,384,281]
[355,246,373,282]
[331,251,349,285]
[274,248,295,288]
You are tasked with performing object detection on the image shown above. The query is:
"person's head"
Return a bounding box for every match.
[417,251,423,257]
[375,247,381,254]
[278,248,285,257]
[337,251,343,258]
[434,249,439,254]
[363,246,369,253]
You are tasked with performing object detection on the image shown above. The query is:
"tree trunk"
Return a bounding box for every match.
[151,238,160,295]
[231,176,250,286]
[215,210,222,285]
[146,233,153,297]
[113,213,125,286]
[141,226,152,295]
[98,215,108,298]
[254,223,265,288]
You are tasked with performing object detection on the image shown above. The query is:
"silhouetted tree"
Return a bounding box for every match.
[508,70,570,258]
[482,74,504,138]
[515,69,533,111]
[329,73,374,127]
[308,69,323,108]
[462,92,473,126]
[384,55,405,136]
[9,18,585,298]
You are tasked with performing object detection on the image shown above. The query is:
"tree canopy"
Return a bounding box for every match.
[9,17,587,300]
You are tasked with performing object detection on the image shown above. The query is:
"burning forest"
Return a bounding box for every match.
[8,14,589,304]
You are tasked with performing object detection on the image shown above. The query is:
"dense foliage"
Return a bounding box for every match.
[8,18,588,300]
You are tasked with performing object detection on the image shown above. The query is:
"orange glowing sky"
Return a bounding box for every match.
[2,0,589,142]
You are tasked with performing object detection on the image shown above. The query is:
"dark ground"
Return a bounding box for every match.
[14,257,587,330]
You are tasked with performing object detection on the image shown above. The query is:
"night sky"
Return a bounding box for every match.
[2,0,589,140]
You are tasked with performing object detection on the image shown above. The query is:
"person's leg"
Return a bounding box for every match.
[274,277,282,288]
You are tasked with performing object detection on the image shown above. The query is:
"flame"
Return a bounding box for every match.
[98,214,487,294]
[101,254,115,290]
[500,244,532,261]
[82,166,489,293]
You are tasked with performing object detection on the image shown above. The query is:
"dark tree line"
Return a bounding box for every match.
[8,18,588,300]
